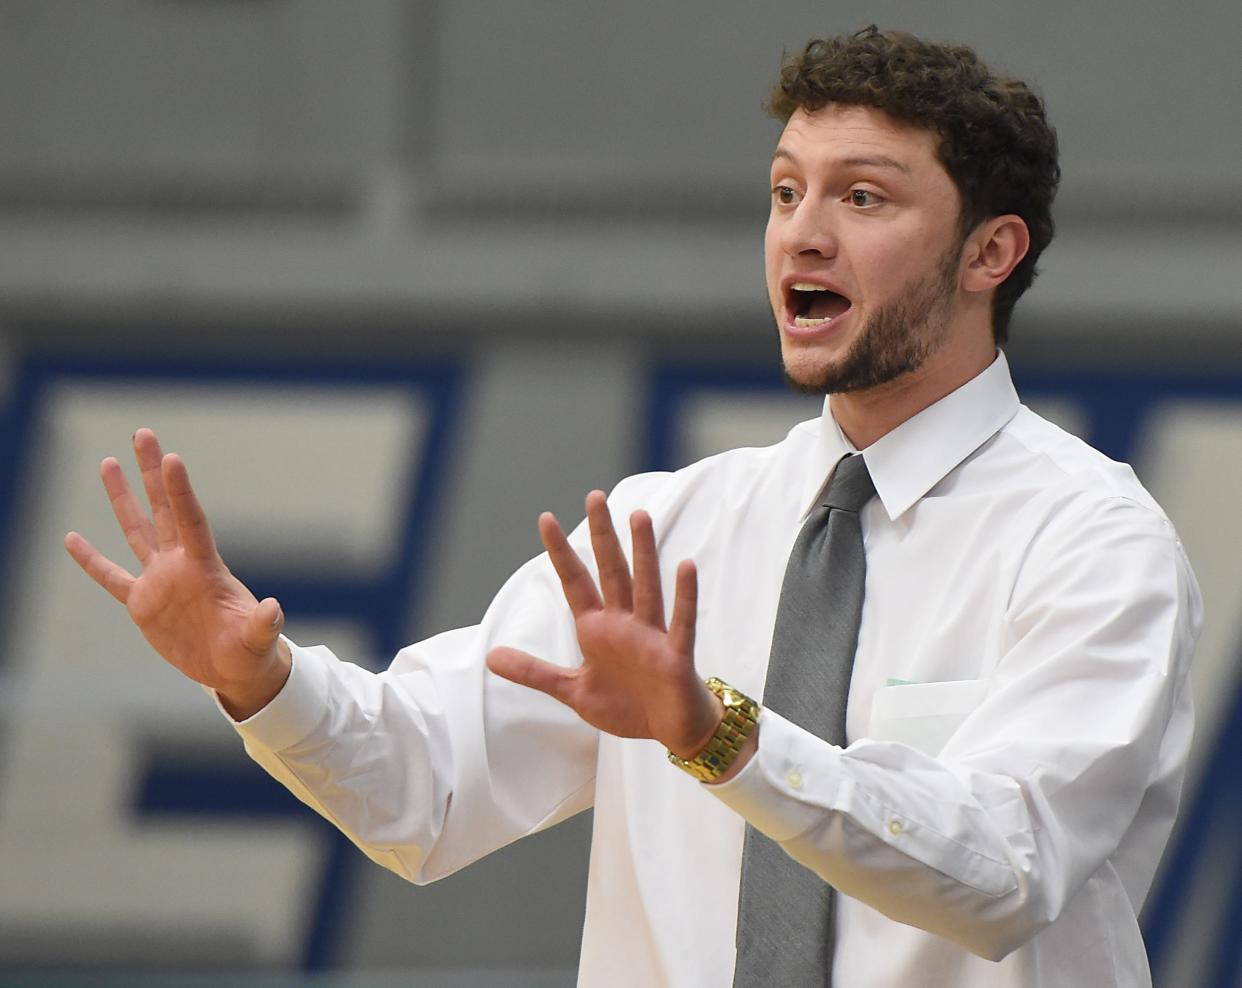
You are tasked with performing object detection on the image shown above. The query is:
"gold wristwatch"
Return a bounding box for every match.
[667,678,760,782]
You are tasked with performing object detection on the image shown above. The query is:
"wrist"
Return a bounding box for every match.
[669,690,727,761]
[667,678,760,783]
[217,638,293,721]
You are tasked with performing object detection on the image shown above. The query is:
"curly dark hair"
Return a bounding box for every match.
[767,26,1060,344]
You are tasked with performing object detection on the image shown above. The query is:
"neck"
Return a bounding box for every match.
[830,331,996,449]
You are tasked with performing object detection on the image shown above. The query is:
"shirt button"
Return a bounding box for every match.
[888,819,904,836]
[786,770,804,790]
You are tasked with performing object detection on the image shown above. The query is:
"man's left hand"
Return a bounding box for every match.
[486,490,723,760]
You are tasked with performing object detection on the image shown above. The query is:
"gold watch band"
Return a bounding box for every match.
[667,678,760,782]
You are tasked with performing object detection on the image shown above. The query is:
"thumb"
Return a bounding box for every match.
[242,596,285,657]
[487,646,575,707]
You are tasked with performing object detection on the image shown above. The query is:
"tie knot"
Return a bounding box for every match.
[822,454,876,512]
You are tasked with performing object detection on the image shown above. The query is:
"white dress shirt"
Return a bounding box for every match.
[227,351,1200,987]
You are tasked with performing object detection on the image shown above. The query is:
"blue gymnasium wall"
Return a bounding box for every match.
[0,345,1239,986]
[0,352,464,974]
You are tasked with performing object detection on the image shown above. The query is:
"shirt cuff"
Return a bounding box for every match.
[706,708,844,842]
[209,639,332,751]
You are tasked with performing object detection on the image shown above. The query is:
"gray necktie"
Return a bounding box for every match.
[733,453,877,988]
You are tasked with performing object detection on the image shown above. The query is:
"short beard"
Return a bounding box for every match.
[782,247,960,396]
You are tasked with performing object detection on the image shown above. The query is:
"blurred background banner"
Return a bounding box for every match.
[0,2,1239,986]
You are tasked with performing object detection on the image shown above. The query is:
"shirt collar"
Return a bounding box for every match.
[802,350,1021,520]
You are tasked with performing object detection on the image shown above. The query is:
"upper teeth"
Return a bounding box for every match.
[792,282,832,292]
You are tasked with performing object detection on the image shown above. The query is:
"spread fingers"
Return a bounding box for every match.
[64,531,135,604]
[162,453,219,561]
[134,428,178,549]
[668,560,698,658]
[586,491,633,611]
[630,510,665,628]
[540,511,602,616]
[100,456,158,564]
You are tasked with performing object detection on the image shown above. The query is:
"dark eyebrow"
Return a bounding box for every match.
[770,148,912,175]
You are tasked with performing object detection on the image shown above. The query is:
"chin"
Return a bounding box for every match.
[780,352,839,396]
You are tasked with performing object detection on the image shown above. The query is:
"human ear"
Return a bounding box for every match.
[961,215,1030,295]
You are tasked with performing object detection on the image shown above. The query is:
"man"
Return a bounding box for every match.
[66,27,1199,988]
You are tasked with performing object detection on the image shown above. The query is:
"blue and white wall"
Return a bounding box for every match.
[0,2,1239,985]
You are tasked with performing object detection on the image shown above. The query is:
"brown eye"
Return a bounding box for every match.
[774,186,797,205]
[850,189,878,207]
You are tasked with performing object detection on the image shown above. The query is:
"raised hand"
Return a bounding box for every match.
[486,491,722,759]
[64,428,290,719]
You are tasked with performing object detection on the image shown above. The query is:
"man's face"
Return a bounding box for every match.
[764,104,967,395]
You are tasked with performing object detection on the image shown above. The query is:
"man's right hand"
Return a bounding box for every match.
[64,428,291,720]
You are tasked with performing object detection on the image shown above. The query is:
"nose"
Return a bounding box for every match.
[777,197,838,259]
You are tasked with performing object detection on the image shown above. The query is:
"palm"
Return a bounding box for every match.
[557,613,681,739]
[65,429,285,699]
[126,549,261,688]
[487,492,719,758]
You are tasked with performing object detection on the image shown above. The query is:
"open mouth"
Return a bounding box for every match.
[788,282,852,327]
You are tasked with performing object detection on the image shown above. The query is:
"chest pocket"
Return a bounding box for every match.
[868,679,988,757]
